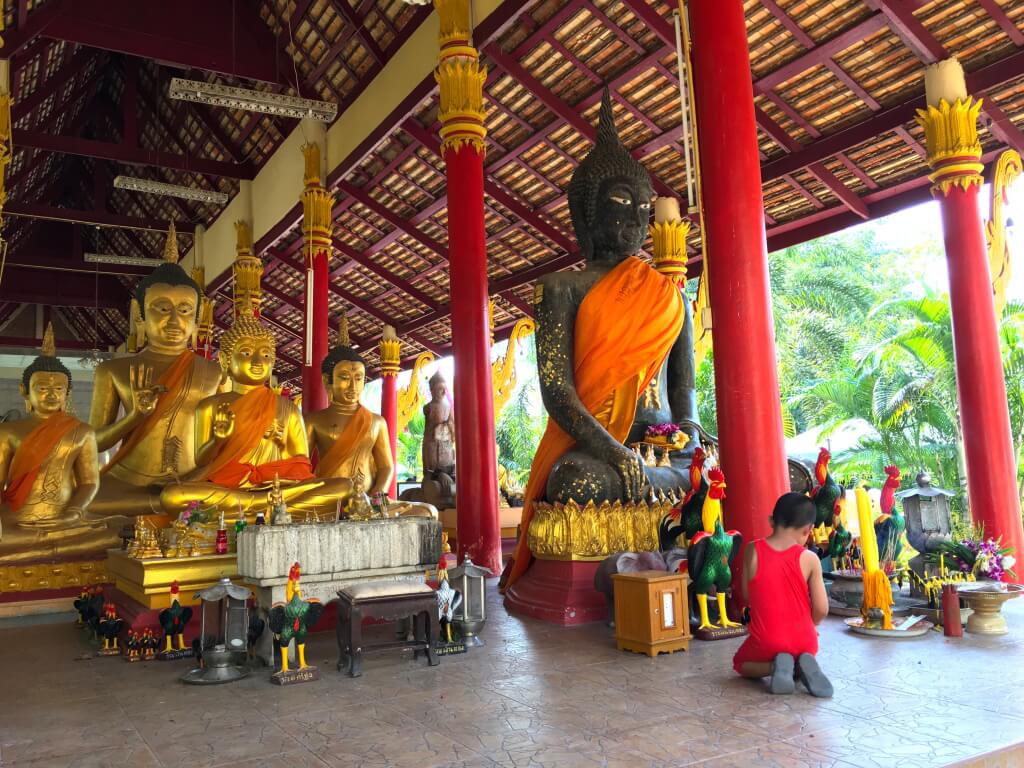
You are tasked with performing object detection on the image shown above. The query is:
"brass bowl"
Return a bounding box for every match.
[958,583,1023,636]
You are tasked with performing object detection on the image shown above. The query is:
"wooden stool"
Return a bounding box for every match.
[336,580,439,677]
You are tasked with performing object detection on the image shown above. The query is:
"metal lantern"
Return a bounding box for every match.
[182,577,252,685]
[896,471,955,555]
[448,558,491,647]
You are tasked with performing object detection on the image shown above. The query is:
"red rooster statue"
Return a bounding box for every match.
[874,465,905,563]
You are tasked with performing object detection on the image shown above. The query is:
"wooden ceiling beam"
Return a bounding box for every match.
[5,201,196,233]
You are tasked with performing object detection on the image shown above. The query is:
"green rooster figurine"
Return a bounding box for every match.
[874,465,905,563]
[268,562,324,681]
[810,447,843,542]
[687,467,744,634]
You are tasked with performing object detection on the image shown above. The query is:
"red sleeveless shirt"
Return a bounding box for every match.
[733,539,818,672]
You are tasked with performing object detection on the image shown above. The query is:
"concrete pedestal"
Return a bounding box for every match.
[237,518,442,664]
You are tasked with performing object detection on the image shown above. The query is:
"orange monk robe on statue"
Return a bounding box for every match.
[313,405,373,483]
[194,386,313,488]
[504,256,685,589]
[3,412,82,513]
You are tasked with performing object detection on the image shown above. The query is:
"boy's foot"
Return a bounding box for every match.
[769,653,795,694]
[796,653,834,698]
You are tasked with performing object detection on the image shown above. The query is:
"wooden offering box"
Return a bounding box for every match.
[611,570,690,656]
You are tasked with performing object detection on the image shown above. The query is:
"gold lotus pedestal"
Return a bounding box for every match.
[528,499,672,560]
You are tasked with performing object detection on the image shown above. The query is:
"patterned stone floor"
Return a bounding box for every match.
[1,585,1023,768]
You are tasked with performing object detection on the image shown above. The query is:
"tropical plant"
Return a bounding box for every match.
[396,411,424,480]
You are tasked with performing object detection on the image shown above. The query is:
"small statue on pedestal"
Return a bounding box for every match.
[688,468,746,640]
[268,562,324,684]
[158,581,193,659]
[96,603,125,656]
[434,560,465,654]
[268,475,292,525]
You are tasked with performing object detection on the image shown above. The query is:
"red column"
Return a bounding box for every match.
[380,370,399,498]
[938,184,1024,561]
[435,0,501,574]
[446,144,501,575]
[689,0,789,549]
[301,249,329,414]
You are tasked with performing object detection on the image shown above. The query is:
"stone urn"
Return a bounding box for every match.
[827,569,898,610]
[958,583,1023,635]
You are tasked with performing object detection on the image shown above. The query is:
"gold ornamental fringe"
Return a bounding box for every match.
[492,316,536,420]
[861,569,894,630]
[379,325,402,376]
[528,499,673,561]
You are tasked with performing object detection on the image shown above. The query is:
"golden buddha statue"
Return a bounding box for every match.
[0,326,121,563]
[305,340,435,519]
[160,223,355,520]
[89,223,223,515]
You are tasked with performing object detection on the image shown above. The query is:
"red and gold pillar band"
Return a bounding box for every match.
[379,326,401,499]
[435,0,501,574]
[916,58,1024,563]
[301,141,334,414]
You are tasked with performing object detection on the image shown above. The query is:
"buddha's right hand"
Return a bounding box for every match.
[212,402,236,440]
[129,364,167,417]
[604,442,645,501]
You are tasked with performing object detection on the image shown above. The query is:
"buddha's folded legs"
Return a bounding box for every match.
[0,513,123,564]
[88,475,165,517]
[546,449,693,505]
[160,477,355,521]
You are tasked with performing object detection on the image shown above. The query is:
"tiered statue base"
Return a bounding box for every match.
[271,665,321,686]
[0,559,111,617]
[505,499,675,626]
[503,558,607,625]
[237,517,443,665]
[106,549,239,609]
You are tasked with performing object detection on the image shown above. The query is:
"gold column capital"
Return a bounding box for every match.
[649,219,692,285]
[434,0,486,155]
[379,325,402,377]
[915,96,984,196]
[434,0,471,50]
[301,142,335,267]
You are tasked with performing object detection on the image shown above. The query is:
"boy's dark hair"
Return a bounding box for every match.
[320,345,366,378]
[134,263,202,319]
[771,492,816,529]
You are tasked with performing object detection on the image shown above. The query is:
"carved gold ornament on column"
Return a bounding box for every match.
[434,0,486,155]
[915,96,985,196]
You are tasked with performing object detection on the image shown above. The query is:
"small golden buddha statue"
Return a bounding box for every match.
[0,326,121,564]
[88,223,222,516]
[159,315,355,520]
[306,342,435,519]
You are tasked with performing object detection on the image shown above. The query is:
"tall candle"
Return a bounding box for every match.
[923,57,967,108]
[855,486,879,573]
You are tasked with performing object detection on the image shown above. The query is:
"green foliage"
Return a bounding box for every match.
[495,336,546,486]
[397,411,424,480]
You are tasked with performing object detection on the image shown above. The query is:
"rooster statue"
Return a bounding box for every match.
[687,467,743,632]
[810,448,843,541]
[659,447,709,550]
[268,562,324,675]
[74,586,105,633]
[96,603,125,654]
[158,581,193,654]
[874,465,906,563]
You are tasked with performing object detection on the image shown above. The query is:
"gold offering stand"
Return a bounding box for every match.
[629,431,691,470]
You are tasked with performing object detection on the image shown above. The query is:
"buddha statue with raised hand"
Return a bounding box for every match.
[89,223,222,515]
[503,89,699,589]
[0,325,121,563]
[160,224,354,520]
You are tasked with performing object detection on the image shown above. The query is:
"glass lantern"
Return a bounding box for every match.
[182,577,252,684]
[448,558,491,647]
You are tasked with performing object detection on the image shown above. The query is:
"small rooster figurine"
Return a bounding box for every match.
[142,628,158,660]
[687,467,743,631]
[435,559,463,644]
[74,585,105,632]
[810,448,843,541]
[125,630,141,661]
[158,581,194,654]
[268,562,324,674]
[827,517,854,568]
[96,603,125,653]
[874,465,906,563]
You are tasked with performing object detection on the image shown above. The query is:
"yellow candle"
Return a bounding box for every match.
[940,553,945,577]
[855,487,879,573]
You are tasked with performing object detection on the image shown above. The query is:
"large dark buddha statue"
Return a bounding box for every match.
[503,89,698,589]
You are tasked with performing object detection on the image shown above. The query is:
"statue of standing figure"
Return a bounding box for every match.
[422,371,455,481]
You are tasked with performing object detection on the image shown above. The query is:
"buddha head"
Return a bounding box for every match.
[133,227,202,353]
[567,88,653,263]
[219,316,276,386]
[20,326,72,416]
[320,345,366,409]
[429,370,448,402]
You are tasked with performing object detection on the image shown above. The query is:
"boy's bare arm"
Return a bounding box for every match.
[741,543,757,604]
[803,552,829,624]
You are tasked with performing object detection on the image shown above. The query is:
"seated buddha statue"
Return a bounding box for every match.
[0,326,121,564]
[89,224,223,516]
[306,344,435,518]
[159,314,356,520]
[502,89,699,589]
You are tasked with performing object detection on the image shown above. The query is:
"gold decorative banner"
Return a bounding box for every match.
[397,351,436,435]
[491,316,536,419]
[986,149,1022,319]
